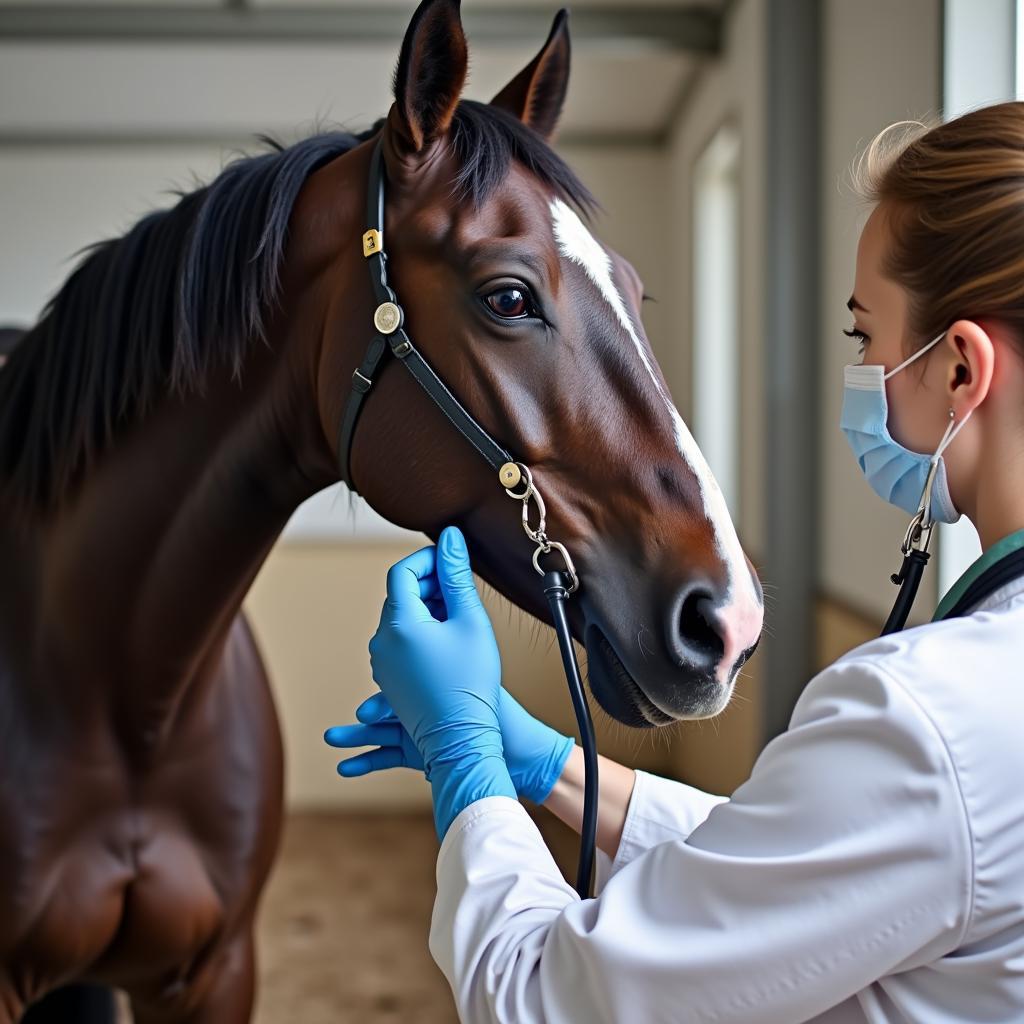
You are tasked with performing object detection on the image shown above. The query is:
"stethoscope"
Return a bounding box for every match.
[881,460,943,635]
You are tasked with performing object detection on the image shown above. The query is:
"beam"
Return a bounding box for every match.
[0,5,721,53]
[0,127,668,149]
[761,0,822,741]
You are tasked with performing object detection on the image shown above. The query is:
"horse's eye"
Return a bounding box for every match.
[484,286,533,319]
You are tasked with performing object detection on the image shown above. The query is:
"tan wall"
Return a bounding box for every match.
[815,593,882,675]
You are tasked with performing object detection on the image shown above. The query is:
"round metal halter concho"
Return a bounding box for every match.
[373,301,402,335]
[498,461,579,593]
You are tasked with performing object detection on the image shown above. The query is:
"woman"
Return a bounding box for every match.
[325,103,1024,1022]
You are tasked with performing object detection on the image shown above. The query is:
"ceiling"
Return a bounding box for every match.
[0,1,729,143]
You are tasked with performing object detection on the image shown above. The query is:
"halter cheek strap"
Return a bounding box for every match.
[335,139,514,493]
[333,137,596,898]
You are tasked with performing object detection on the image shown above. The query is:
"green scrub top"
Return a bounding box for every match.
[933,527,1024,621]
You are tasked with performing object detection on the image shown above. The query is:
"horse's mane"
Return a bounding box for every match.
[0,99,595,510]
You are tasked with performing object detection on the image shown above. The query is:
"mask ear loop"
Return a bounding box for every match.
[881,326,967,525]
[917,406,972,525]
[882,330,947,381]
[932,406,971,463]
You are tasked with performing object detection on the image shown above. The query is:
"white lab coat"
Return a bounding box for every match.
[429,576,1024,1023]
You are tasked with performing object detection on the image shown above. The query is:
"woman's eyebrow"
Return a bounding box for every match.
[847,295,870,313]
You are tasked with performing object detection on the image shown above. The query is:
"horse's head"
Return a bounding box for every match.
[313,0,763,726]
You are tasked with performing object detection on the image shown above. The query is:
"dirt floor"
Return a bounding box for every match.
[251,809,578,1024]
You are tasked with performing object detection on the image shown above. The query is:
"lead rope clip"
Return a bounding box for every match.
[498,462,579,593]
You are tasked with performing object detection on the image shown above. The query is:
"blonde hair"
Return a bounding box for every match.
[852,101,1024,355]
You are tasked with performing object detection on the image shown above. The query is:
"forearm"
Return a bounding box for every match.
[542,744,636,858]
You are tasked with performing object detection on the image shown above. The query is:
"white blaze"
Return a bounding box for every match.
[549,198,761,635]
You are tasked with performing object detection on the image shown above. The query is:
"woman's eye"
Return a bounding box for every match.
[843,326,869,356]
[484,286,534,319]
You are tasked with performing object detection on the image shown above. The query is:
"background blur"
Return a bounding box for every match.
[0,1,1017,1020]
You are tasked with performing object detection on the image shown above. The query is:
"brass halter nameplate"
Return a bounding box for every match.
[362,228,382,258]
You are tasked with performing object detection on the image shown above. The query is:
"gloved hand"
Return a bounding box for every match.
[341,526,517,840]
[325,685,575,805]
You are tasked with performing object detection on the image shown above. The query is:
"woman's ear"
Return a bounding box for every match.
[947,319,996,418]
[490,9,571,141]
[385,0,468,163]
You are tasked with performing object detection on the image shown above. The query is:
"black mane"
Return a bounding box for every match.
[0,101,594,510]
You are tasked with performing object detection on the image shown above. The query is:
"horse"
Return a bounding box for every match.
[0,1,764,1020]
[0,328,22,367]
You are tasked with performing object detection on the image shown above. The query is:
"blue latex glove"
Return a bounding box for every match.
[325,685,575,805]
[350,526,517,840]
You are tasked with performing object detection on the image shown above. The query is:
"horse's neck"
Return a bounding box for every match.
[3,145,369,745]
[33,339,330,743]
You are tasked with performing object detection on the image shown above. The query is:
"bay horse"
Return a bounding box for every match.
[0,1,763,1020]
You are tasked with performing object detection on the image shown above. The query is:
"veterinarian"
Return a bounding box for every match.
[325,104,1024,1022]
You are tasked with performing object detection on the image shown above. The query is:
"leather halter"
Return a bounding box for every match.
[334,137,597,897]
[336,139,514,494]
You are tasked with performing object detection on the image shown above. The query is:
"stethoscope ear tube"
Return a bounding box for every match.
[543,570,598,899]
[882,464,941,637]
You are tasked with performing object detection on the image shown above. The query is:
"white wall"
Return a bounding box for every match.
[818,0,942,622]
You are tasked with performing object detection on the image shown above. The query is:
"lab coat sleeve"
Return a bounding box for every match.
[429,659,973,1024]
[593,768,729,894]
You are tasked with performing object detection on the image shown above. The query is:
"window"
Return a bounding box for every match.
[692,124,741,516]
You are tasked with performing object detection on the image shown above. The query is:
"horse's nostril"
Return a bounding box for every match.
[671,584,726,673]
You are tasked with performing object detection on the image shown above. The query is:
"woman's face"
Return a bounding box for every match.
[849,204,953,457]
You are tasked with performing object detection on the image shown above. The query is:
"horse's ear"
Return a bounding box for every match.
[386,0,468,161]
[490,8,571,141]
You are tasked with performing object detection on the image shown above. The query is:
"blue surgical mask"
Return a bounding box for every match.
[841,331,972,525]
